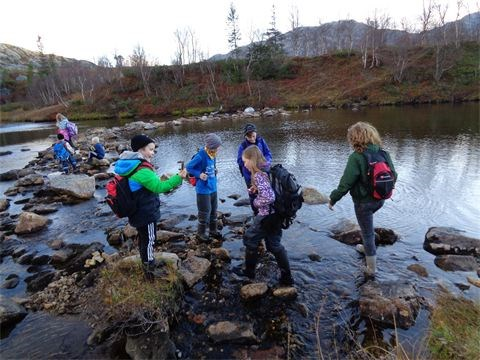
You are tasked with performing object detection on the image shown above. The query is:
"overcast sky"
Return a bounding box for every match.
[2,0,478,65]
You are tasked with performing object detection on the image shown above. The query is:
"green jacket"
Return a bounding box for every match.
[329,144,397,205]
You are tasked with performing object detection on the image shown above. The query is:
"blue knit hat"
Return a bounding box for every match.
[205,133,222,150]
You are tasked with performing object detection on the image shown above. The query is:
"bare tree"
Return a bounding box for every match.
[432,3,456,82]
[419,0,436,45]
[289,4,301,56]
[391,18,414,83]
[454,0,465,48]
[130,45,152,97]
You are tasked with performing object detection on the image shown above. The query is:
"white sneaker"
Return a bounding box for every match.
[355,244,365,254]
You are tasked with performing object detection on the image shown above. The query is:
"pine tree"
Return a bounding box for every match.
[227,3,241,57]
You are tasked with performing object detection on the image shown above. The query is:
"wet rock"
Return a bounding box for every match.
[90,158,110,167]
[125,330,176,360]
[32,254,51,266]
[0,151,13,156]
[0,198,10,212]
[407,264,429,277]
[0,168,35,181]
[308,252,322,262]
[179,255,211,287]
[123,224,137,238]
[11,245,29,258]
[47,173,95,200]
[106,230,123,246]
[50,248,75,264]
[211,247,230,261]
[14,212,49,234]
[64,242,104,273]
[424,227,480,256]
[272,287,298,299]
[14,197,32,205]
[93,172,112,180]
[158,214,188,230]
[1,274,19,289]
[227,194,241,200]
[27,203,60,215]
[223,214,250,226]
[156,230,184,242]
[302,186,329,205]
[434,255,478,271]
[48,239,64,250]
[207,321,257,343]
[16,251,37,265]
[0,295,27,326]
[467,276,480,288]
[14,174,44,187]
[454,283,470,291]
[122,252,180,270]
[332,227,398,246]
[233,198,251,207]
[25,270,56,292]
[240,283,268,300]
[359,281,420,329]
[0,215,16,232]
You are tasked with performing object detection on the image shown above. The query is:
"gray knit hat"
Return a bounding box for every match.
[205,133,222,150]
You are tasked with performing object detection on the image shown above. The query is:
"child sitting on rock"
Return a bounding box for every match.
[53,133,77,174]
[87,136,105,163]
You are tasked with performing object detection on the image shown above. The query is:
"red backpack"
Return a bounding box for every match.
[363,149,395,200]
[105,162,154,218]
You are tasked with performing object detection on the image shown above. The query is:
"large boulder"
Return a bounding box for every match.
[207,321,257,343]
[121,252,180,270]
[424,227,480,256]
[434,255,478,271]
[156,230,184,242]
[240,283,268,300]
[0,295,27,327]
[0,198,10,212]
[47,173,95,200]
[359,281,420,329]
[332,227,398,246]
[0,168,35,181]
[125,329,175,360]
[302,187,329,205]
[14,174,44,187]
[14,212,49,234]
[179,255,211,287]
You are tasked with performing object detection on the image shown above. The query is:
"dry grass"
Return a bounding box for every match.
[96,259,183,333]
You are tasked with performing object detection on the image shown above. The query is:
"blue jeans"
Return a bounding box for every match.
[243,215,284,254]
[354,200,384,256]
[60,155,77,173]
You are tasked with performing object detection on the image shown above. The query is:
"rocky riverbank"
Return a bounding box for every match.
[1,119,479,358]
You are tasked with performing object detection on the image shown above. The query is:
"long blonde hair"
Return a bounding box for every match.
[347,122,382,152]
[242,145,266,184]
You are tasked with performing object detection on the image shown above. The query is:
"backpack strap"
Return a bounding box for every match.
[128,160,154,178]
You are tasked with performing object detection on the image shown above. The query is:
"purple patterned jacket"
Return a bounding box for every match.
[252,171,275,216]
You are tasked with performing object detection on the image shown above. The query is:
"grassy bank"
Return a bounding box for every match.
[1,43,478,122]
[428,291,480,359]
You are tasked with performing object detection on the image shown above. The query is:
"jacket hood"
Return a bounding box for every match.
[366,144,380,152]
[114,153,142,176]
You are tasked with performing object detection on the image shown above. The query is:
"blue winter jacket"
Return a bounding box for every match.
[237,136,272,186]
[94,143,105,159]
[186,148,217,195]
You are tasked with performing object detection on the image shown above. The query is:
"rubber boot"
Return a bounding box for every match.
[365,255,376,277]
[273,249,294,286]
[209,221,222,240]
[233,249,257,280]
[196,223,210,243]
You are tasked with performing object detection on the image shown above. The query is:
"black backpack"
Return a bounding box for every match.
[105,162,153,218]
[269,164,304,229]
[363,149,395,200]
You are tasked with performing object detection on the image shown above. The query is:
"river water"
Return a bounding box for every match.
[0,103,479,357]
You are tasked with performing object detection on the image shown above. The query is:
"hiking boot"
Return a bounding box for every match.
[232,265,255,280]
[196,223,210,243]
[273,248,294,286]
[355,244,365,254]
[209,222,222,240]
[142,260,166,281]
[279,273,294,286]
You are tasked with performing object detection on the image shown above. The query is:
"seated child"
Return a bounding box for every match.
[88,136,106,162]
[53,133,77,174]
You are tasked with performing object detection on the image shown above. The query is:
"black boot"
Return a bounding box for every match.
[142,260,166,281]
[197,223,210,243]
[209,221,222,239]
[233,249,258,280]
[273,249,294,286]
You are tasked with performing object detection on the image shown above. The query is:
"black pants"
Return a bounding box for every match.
[196,192,218,226]
[137,222,157,263]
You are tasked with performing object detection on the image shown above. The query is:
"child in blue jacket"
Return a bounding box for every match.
[237,123,272,214]
[186,133,222,242]
[87,136,105,162]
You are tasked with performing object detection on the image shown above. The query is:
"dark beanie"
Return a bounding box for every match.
[131,134,154,152]
[243,123,257,136]
[205,133,222,150]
